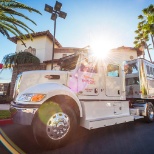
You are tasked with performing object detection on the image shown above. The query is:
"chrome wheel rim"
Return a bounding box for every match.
[148,106,154,120]
[46,112,70,140]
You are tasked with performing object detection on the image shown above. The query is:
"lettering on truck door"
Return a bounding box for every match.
[105,63,121,97]
[77,58,99,96]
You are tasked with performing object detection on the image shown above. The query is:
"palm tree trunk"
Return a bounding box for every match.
[145,43,152,62]
[150,34,154,48]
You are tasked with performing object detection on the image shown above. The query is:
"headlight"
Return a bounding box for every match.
[13,73,22,100]
[18,93,46,102]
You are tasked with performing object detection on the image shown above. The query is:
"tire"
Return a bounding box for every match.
[144,102,154,123]
[32,100,78,149]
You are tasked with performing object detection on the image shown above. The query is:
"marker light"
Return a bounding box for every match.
[31,94,46,102]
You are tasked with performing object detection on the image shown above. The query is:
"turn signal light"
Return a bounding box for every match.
[31,94,46,102]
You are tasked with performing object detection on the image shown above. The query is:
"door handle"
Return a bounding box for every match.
[118,90,120,95]
[94,88,98,93]
[78,91,83,94]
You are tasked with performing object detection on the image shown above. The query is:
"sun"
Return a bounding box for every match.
[89,36,118,60]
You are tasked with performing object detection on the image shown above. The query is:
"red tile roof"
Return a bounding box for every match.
[8,30,62,48]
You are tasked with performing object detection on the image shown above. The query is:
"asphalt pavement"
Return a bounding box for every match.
[1,119,154,154]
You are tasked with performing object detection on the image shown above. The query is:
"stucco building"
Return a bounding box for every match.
[111,46,143,61]
[9,30,84,70]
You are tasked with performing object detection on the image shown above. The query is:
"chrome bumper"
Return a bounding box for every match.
[10,101,39,125]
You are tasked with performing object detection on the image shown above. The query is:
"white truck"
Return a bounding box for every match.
[10,50,154,149]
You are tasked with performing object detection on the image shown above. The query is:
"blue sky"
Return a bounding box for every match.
[0,0,154,63]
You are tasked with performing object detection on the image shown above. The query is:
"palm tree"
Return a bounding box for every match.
[142,5,154,48]
[0,0,41,44]
[2,52,40,68]
[134,4,154,62]
[134,22,152,61]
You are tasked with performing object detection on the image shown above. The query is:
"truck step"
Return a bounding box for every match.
[80,115,134,130]
[134,115,144,120]
[130,108,140,116]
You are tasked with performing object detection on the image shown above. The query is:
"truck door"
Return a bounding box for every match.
[105,64,121,97]
[77,58,99,96]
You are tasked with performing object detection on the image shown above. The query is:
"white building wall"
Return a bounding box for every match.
[16,36,47,63]
[44,37,59,61]
[111,49,137,63]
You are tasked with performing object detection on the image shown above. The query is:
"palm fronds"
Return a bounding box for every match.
[0,0,41,40]
[134,4,154,62]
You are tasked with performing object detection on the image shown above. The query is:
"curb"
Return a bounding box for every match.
[0,118,13,125]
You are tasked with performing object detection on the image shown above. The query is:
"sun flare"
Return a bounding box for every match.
[89,36,118,60]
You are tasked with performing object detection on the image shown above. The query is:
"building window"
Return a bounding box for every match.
[24,46,36,56]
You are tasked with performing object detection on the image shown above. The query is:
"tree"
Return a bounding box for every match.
[2,52,40,68]
[134,4,154,62]
[134,22,152,61]
[0,0,41,44]
[142,5,154,47]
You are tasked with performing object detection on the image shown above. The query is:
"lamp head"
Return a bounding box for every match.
[54,1,62,11]
[44,4,53,13]
[51,13,57,20]
[59,11,67,19]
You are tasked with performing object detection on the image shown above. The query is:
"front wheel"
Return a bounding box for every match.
[32,101,78,149]
[144,102,154,123]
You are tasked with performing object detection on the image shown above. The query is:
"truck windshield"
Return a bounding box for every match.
[124,62,138,74]
[58,54,79,71]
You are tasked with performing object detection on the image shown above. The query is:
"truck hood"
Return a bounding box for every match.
[18,70,69,95]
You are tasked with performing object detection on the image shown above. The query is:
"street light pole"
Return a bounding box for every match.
[52,18,56,69]
[44,1,67,70]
